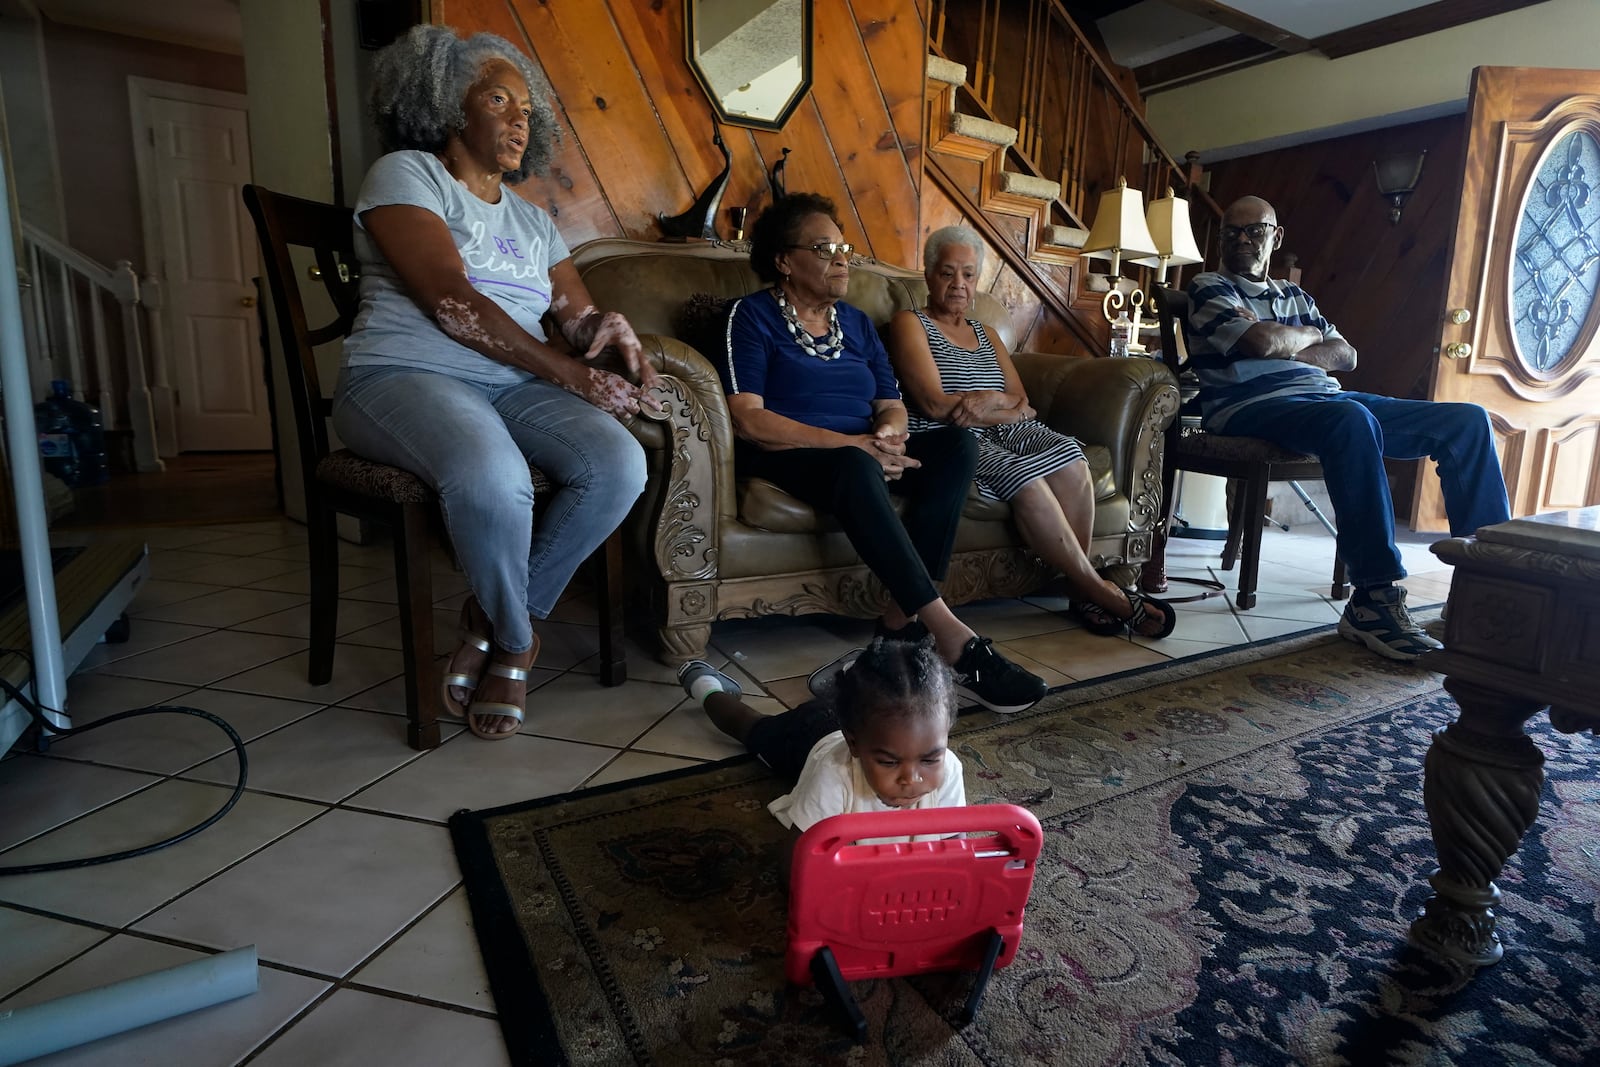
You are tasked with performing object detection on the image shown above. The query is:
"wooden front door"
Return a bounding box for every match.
[1417,66,1600,529]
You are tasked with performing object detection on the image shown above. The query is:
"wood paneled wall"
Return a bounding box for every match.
[1205,114,1467,404]
[435,0,927,267]
[1203,113,1467,508]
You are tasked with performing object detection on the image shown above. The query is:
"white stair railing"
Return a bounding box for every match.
[19,222,166,473]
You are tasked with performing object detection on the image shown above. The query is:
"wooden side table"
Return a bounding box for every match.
[1409,507,1600,966]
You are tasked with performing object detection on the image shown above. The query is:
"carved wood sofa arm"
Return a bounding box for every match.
[623,334,737,591]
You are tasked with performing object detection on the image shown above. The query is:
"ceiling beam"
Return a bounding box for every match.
[1134,34,1279,93]
[1312,0,1552,60]
[1157,0,1314,53]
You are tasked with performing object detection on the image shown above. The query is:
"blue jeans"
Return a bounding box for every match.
[1218,391,1510,588]
[333,365,646,652]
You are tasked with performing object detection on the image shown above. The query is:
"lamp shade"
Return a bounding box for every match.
[1080,178,1159,269]
[1133,189,1203,268]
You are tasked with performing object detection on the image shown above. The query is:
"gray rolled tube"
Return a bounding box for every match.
[0,945,258,1064]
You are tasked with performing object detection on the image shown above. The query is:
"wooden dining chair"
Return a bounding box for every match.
[244,184,626,750]
[1148,284,1347,610]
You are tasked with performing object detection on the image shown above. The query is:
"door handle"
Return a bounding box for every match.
[307,263,356,283]
[1444,341,1473,359]
[240,295,257,308]
[1447,308,1472,325]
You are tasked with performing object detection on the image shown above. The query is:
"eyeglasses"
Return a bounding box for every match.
[1221,223,1277,244]
[787,242,854,259]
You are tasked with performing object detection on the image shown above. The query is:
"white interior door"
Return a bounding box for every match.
[135,82,268,451]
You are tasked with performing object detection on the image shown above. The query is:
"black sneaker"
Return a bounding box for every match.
[950,636,1047,714]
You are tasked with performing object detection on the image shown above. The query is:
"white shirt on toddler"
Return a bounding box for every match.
[768,730,966,844]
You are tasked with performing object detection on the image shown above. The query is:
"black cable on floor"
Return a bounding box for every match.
[0,648,248,877]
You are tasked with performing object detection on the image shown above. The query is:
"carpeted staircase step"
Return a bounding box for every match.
[934,111,1019,163]
[1041,225,1089,250]
[927,54,965,89]
[951,112,1018,149]
[987,170,1062,214]
[1030,224,1093,266]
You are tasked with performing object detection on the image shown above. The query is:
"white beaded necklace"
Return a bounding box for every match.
[774,286,843,361]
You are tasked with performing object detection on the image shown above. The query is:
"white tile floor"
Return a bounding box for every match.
[0,517,1454,1064]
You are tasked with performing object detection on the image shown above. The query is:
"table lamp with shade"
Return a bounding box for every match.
[1082,180,1205,354]
[1137,188,1205,286]
[1080,178,1158,354]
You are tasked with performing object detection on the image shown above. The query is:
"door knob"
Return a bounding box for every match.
[1444,341,1472,359]
[1448,308,1472,325]
[240,295,257,308]
[307,263,355,282]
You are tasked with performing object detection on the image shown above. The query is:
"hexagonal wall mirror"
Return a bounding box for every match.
[686,0,812,132]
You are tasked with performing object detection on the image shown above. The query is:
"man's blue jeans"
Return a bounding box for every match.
[1216,391,1510,588]
[333,365,646,653]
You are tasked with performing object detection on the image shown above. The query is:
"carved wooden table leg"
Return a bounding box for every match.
[1409,676,1547,966]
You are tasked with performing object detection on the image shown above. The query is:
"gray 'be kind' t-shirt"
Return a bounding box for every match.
[341,149,571,385]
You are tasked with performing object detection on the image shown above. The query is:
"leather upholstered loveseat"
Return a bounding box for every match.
[573,239,1179,665]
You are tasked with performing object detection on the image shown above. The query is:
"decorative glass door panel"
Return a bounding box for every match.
[1510,129,1600,378]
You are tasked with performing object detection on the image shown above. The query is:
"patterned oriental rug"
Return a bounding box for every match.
[449,629,1600,1067]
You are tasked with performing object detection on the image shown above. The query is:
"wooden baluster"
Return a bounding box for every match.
[1018,0,1034,161]
[57,260,86,395]
[985,0,1001,109]
[1032,0,1046,164]
[88,289,114,430]
[1067,42,1085,217]
[1184,150,1205,199]
[1034,5,1050,168]
[972,0,988,108]
[27,244,52,387]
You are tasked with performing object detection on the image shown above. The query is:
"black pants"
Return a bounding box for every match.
[738,426,978,614]
[746,699,839,781]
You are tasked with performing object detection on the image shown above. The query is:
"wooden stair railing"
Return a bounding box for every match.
[926,0,1228,353]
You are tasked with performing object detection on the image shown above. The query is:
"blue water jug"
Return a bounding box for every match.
[35,390,78,486]
[50,380,108,486]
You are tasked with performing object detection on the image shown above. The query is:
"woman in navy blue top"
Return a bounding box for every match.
[717,194,1046,715]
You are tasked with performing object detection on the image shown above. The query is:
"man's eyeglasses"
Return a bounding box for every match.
[787,242,854,259]
[1221,223,1277,244]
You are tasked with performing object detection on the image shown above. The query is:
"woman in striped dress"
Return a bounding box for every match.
[886,226,1176,639]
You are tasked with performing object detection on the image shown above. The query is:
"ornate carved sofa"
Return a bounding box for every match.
[573,239,1179,664]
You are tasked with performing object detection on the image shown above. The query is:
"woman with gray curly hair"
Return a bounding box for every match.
[887,226,1176,639]
[332,25,658,740]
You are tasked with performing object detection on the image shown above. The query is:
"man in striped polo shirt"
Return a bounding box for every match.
[1184,195,1510,661]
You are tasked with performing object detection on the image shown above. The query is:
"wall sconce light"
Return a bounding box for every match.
[1373,150,1427,225]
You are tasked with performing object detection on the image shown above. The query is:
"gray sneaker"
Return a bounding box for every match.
[807,648,864,699]
[675,660,741,701]
[1337,585,1442,662]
